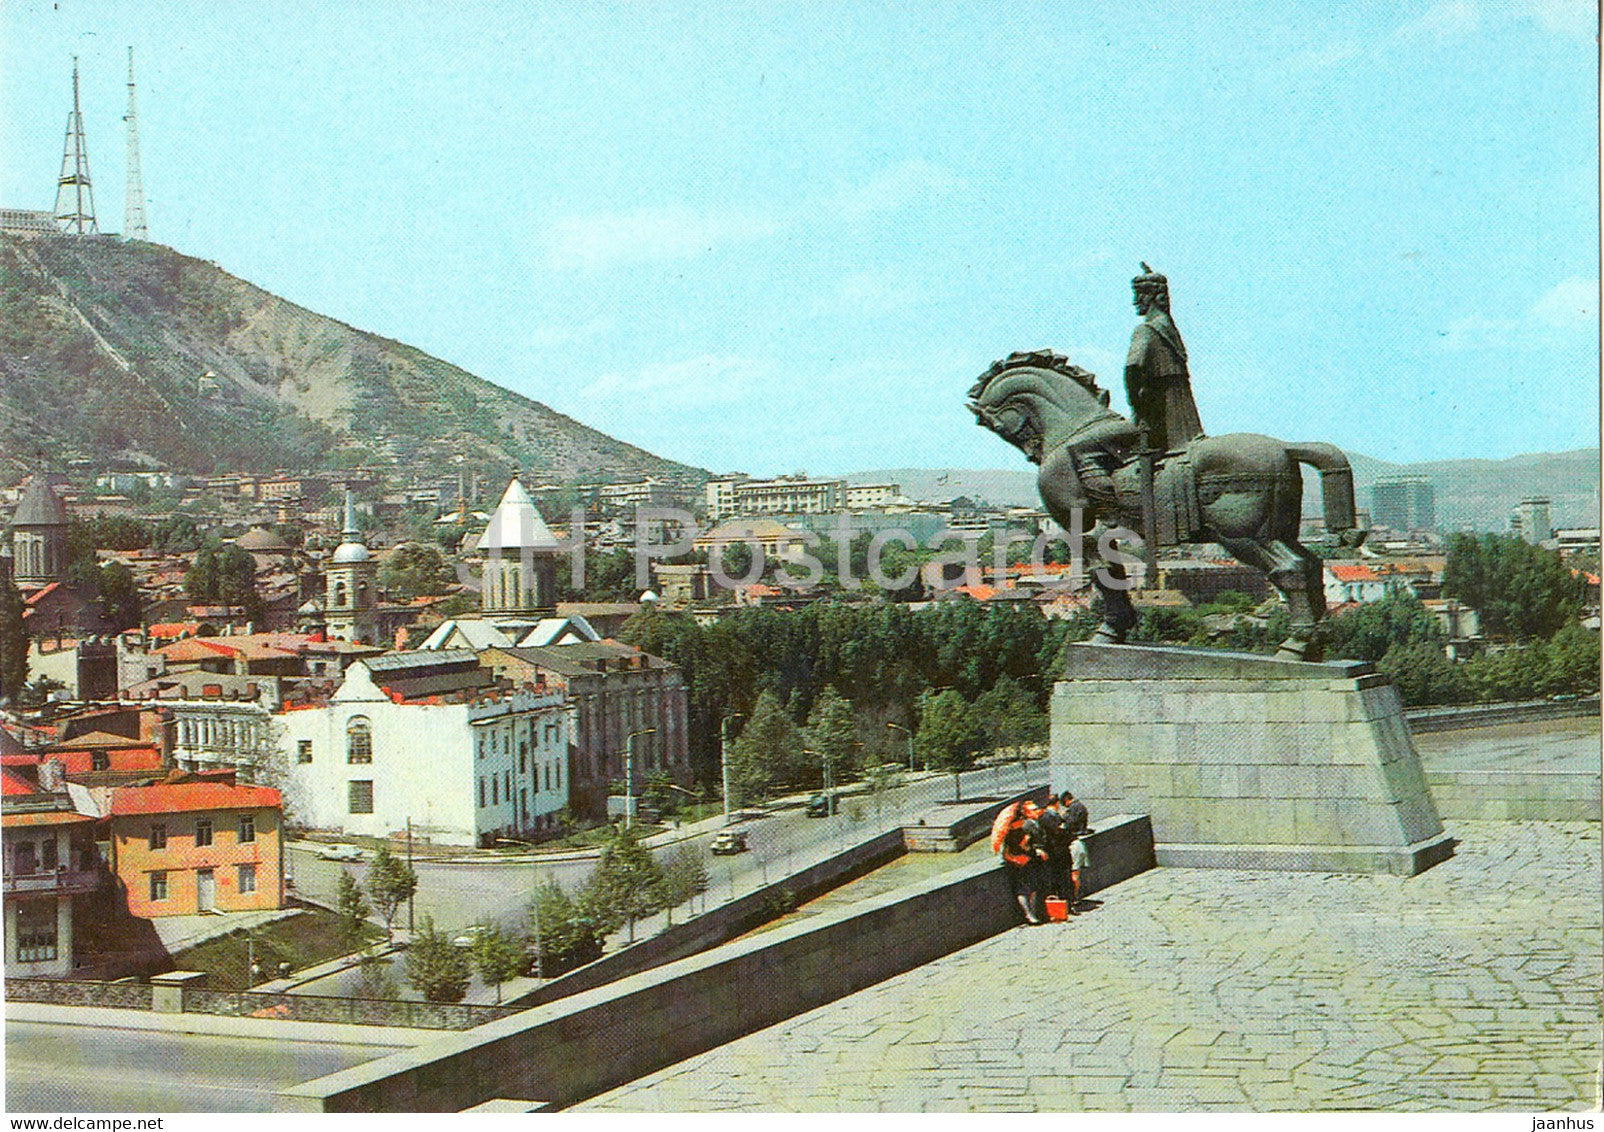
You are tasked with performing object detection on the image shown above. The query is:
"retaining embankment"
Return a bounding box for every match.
[278,813,1156,1112]
[1404,696,1600,735]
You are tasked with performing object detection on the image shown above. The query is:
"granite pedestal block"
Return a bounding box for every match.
[1051,643,1455,876]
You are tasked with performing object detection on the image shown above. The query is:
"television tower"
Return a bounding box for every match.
[54,57,98,235]
[123,47,148,241]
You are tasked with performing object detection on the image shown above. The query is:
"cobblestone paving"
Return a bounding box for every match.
[582,821,1601,1112]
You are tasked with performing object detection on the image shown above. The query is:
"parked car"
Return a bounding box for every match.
[317,843,364,862]
[806,792,839,817]
[710,829,749,855]
[453,924,493,949]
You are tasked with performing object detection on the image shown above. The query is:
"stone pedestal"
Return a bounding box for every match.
[1051,643,1454,876]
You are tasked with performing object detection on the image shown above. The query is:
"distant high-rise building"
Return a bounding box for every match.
[1370,477,1436,533]
[1512,497,1553,545]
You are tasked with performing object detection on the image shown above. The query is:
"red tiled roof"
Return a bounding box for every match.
[147,622,200,639]
[2,809,93,828]
[1,768,38,796]
[1327,564,1381,582]
[108,782,281,817]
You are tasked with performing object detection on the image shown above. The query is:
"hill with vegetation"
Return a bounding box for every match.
[0,234,702,484]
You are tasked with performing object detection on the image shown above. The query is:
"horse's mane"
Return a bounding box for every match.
[967,349,1102,402]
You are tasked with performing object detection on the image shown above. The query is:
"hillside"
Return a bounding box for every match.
[847,448,1600,532]
[0,234,702,484]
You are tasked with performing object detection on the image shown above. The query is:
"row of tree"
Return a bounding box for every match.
[335,829,710,1004]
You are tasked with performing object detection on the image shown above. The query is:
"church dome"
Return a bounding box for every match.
[331,540,371,565]
[236,526,292,552]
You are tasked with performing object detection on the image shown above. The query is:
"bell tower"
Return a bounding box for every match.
[325,491,377,643]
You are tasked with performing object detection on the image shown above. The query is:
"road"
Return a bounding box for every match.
[5,1020,390,1112]
[285,758,1045,997]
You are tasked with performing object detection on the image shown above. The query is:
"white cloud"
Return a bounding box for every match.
[1516,0,1596,39]
[1393,1,1482,43]
[830,159,962,220]
[523,317,616,351]
[583,354,775,406]
[546,206,782,271]
[1438,277,1598,350]
[1529,276,1599,331]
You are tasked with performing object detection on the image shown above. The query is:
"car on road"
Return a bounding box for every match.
[710,829,749,855]
[317,844,364,862]
[805,792,839,818]
[453,924,493,949]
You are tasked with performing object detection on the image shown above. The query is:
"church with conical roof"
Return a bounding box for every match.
[476,475,560,620]
[9,474,71,586]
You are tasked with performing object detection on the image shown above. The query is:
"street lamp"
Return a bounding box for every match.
[886,721,915,771]
[719,714,743,827]
[623,727,655,829]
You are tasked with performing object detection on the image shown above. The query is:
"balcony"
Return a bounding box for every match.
[3,866,103,897]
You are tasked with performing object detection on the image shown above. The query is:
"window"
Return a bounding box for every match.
[149,823,167,850]
[149,871,168,902]
[334,581,348,607]
[347,717,372,764]
[16,901,58,962]
[195,819,213,847]
[13,841,36,875]
[479,778,486,808]
[519,742,528,774]
[544,763,552,792]
[40,837,57,871]
[238,814,256,843]
[297,740,313,763]
[237,863,257,894]
[92,751,109,771]
[349,780,374,814]
[491,776,499,806]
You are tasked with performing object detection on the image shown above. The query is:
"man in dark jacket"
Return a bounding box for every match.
[1060,790,1091,909]
[1035,796,1074,910]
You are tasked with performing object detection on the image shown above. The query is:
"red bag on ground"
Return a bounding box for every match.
[1044,896,1069,922]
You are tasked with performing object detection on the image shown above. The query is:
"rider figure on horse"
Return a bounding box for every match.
[1125,264,1204,453]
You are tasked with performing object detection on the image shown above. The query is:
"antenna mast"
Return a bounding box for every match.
[54,57,98,235]
[124,47,148,241]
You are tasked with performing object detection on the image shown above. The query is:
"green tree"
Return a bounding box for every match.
[728,690,801,802]
[0,573,28,705]
[336,869,372,949]
[96,561,143,631]
[1443,532,1584,640]
[803,685,858,789]
[185,542,264,622]
[467,923,524,1003]
[1375,641,1467,707]
[403,919,471,1004]
[583,823,664,943]
[364,846,418,941]
[974,675,1047,752]
[655,845,710,926]
[1324,591,1443,664]
[353,953,398,999]
[916,689,986,801]
[528,880,604,977]
[378,542,454,599]
[153,514,204,554]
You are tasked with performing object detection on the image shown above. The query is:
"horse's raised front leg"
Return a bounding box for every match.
[1216,536,1325,661]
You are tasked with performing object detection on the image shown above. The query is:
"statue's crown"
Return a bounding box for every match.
[1133,262,1167,290]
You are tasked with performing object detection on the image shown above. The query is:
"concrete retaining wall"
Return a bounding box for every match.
[1404,697,1601,735]
[1425,770,1601,822]
[278,814,1156,1112]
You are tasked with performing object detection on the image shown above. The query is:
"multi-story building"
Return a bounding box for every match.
[106,780,284,917]
[276,659,568,846]
[590,478,679,511]
[479,641,690,823]
[1511,497,1553,545]
[843,482,900,511]
[2,768,102,976]
[1370,477,1436,533]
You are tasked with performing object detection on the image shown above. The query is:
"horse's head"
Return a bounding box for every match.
[967,350,1112,463]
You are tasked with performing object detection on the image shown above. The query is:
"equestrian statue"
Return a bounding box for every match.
[967,265,1365,661]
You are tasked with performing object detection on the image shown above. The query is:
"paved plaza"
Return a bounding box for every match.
[584,819,1601,1112]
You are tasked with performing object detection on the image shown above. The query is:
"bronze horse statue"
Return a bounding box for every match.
[968,350,1365,660]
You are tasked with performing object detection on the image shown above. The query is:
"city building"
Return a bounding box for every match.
[479,640,690,823]
[8,474,70,585]
[843,483,901,511]
[479,475,562,620]
[2,767,102,976]
[1370,477,1436,533]
[324,491,379,644]
[276,659,569,846]
[106,780,284,917]
[1511,497,1554,545]
[1323,562,1392,605]
[704,475,845,519]
[693,519,810,562]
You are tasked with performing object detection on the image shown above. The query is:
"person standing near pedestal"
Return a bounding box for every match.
[1125,263,1204,452]
[1061,790,1091,911]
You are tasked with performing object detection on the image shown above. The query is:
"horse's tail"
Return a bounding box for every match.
[1287,442,1367,547]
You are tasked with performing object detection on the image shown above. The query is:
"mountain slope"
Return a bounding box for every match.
[0,234,702,483]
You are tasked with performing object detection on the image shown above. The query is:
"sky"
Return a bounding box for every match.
[1,1,1597,478]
